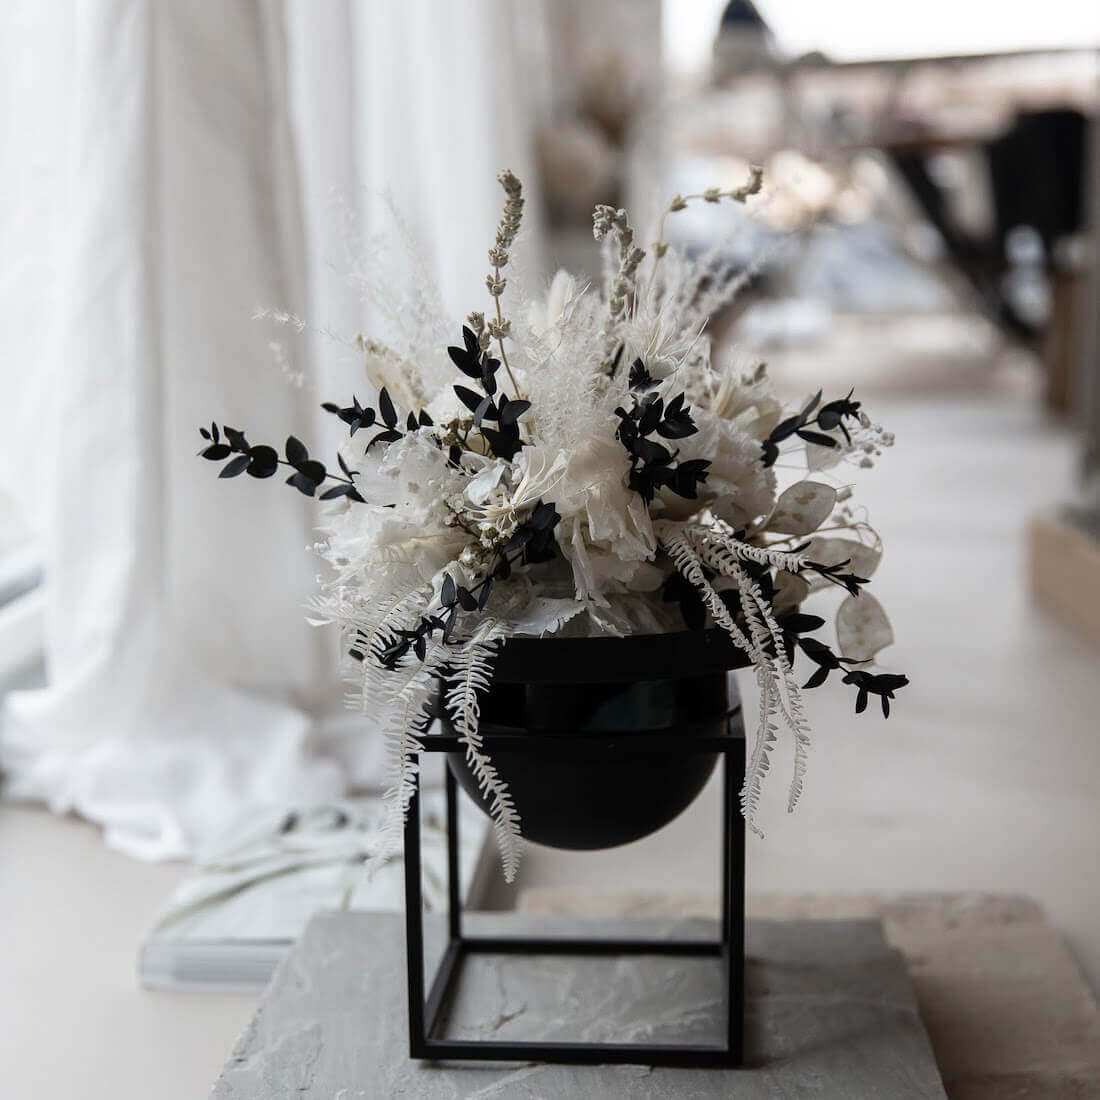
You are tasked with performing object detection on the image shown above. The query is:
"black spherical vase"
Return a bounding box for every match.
[438,628,750,851]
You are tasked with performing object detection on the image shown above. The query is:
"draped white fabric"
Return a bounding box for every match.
[0,0,542,859]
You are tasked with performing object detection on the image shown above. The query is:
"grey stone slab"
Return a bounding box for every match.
[214,911,945,1099]
[521,890,1100,1097]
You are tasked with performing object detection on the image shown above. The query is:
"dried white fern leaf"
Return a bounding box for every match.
[739,573,813,812]
[370,640,446,867]
[441,624,523,881]
[664,523,818,828]
[659,528,759,660]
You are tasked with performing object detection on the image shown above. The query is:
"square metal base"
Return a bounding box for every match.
[403,717,746,1067]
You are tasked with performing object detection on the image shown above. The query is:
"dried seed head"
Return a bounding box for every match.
[490,171,524,265]
[731,164,764,202]
[497,169,522,199]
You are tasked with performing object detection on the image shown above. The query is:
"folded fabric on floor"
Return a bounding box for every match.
[140,791,489,991]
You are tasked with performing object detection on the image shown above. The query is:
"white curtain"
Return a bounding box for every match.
[0,0,542,859]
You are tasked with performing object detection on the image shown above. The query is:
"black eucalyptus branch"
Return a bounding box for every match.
[321,386,434,449]
[447,325,529,461]
[796,635,909,716]
[761,388,862,468]
[615,362,710,504]
[198,423,365,502]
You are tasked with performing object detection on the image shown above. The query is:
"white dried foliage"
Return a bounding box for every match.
[518,286,620,456]
[767,481,837,536]
[836,593,894,662]
[441,626,523,881]
[772,571,810,614]
[368,638,446,867]
[661,521,820,831]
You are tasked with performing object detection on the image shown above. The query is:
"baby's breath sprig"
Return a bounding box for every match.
[593,204,646,375]
[646,164,764,292]
[485,170,524,398]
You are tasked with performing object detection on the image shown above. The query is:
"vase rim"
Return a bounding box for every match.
[474,627,752,683]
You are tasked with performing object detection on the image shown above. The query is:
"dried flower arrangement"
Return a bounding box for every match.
[199,168,907,880]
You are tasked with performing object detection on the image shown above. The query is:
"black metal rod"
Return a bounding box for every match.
[422,939,463,1039]
[445,765,461,941]
[722,750,731,949]
[725,745,746,1061]
[403,782,426,1057]
[419,1038,736,1067]
[457,936,722,957]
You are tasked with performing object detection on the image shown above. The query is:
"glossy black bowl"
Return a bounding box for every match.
[439,629,747,851]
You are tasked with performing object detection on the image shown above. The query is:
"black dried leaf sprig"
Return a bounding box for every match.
[614,362,709,504]
[796,636,862,689]
[842,670,910,718]
[779,536,870,598]
[761,388,863,468]
[372,501,561,670]
[321,386,433,450]
[663,554,908,718]
[199,424,365,502]
[447,325,528,461]
[797,636,909,717]
[803,559,869,598]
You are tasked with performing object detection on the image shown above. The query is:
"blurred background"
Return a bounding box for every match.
[0,2,1097,1096]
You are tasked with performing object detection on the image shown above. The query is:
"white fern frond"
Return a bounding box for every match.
[737,570,813,813]
[661,526,784,835]
[681,522,805,575]
[442,625,522,881]
[730,565,787,834]
[680,523,816,811]
[661,523,820,832]
[659,528,759,661]
[369,641,447,868]
[741,666,778,836]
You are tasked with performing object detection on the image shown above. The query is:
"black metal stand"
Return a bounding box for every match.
[403,713,746,1067]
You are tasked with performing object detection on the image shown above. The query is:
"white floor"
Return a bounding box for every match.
[0,804,253,1100]
[2,381,1098,1100]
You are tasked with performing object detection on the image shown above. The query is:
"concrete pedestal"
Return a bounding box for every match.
[214,911,944,1098]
